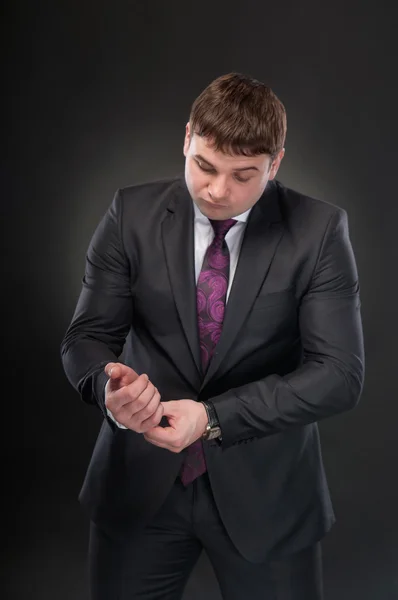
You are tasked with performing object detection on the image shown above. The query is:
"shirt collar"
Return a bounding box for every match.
[193,201,252,223]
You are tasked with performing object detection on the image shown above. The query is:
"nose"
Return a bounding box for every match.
[208,176,229,201]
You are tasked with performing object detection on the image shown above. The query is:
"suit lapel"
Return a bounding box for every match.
[201,181,284,389]
[161,181,202,383]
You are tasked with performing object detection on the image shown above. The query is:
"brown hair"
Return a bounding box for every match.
[189,73,287,159]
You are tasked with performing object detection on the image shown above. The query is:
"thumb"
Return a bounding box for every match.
[159,400,179,417]
[104,362,139,391]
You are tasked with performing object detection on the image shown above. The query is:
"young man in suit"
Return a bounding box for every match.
[61,72,364,599]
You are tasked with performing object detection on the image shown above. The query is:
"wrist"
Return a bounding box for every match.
[197,401,209,431]
[201,401,222,440]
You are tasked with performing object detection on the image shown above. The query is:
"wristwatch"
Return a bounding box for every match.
[201,401,222,440]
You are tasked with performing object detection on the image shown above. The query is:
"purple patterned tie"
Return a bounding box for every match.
[180,218,237,486]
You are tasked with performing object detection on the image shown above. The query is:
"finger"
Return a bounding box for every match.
[121,385,159,425]
[105,362,120,378]
[105,362,140,392]
[143,434,167,449]
[106,374,150,413]
[131,388,162,423]
[107,376,160,426]
[144,424,179,444]
[157,400,179,417]
[138,402,164,433]
[143,430,183,453]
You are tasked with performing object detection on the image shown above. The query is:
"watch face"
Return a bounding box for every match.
[202,425,221,440]
[208,427,221,440]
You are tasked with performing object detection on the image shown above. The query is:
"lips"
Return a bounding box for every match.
[204,199,227,208]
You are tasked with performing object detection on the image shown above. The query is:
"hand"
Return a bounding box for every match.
[143,400,208,453]
[104,362,163,433]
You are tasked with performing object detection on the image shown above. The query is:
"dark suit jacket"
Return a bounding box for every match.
[61,177,364,563]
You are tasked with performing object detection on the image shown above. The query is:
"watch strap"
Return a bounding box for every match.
[201,401,219,427]
[201,401,222,440]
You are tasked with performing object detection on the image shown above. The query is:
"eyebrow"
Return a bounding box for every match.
[194,154,259,172]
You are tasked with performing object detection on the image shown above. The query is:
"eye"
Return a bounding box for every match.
[196,160,215,173]
[234,174,251,183]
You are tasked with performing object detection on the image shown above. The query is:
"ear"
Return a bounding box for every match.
[183,122,191,157]
[268,148,285,180]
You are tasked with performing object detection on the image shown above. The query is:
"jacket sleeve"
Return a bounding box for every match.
[60,190,134,422]
[210,208,365,448]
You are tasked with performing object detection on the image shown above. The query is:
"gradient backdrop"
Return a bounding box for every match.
[2,0,398,598]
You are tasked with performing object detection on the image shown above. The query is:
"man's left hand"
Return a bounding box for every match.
[143,400,208,452]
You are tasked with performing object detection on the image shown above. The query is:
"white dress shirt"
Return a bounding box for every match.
[107,200,252,427]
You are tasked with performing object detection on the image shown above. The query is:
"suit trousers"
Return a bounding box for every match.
[88,472,323,600]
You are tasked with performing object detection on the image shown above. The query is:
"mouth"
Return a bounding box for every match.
[203,199,227,208]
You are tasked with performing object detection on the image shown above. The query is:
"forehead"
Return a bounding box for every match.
[191,134,269,170]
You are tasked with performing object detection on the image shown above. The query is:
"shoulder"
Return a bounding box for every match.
[117,176,182,204]
[276,180,345,217]
[109,176,184,223]
[274,180,348,234]
[103,176,184,228]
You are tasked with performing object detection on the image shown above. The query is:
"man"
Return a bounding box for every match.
[61,72,364,599]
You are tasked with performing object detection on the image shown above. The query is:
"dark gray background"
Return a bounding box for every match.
[2,0,398,598]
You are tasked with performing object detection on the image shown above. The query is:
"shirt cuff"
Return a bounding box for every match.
[106,407,127,429]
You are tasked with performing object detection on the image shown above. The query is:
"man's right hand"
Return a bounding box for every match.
[104,363,164,433]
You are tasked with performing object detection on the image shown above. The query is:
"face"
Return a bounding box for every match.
[183,123,284,220]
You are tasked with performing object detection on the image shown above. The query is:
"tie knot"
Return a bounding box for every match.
[210,218,237,240]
